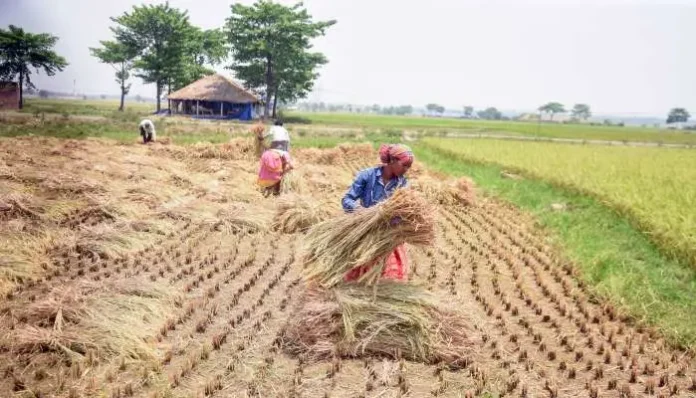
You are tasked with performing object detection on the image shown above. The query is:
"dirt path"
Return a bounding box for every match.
[1,138,694,397]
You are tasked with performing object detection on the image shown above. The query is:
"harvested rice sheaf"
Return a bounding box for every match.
[302,188,435,287]
[282,283,474,365]
[273,194,335,234]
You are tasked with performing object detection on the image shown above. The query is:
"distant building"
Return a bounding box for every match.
[166,74,262,121]
[0,82,19,110]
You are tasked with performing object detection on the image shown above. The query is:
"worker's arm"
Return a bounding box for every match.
[342,170,368,213]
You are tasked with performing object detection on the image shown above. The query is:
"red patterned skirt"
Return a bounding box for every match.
[344,244,408,282]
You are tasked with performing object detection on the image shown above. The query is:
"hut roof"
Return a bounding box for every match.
[167,74,261,103]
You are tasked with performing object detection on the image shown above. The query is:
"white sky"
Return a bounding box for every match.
[1,0,695,116]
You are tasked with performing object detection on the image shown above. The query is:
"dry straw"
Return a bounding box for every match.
[282,282,474,365]
[302,189,435,287]
[250,123,266,158]
[415,176,476,207]
[212,203,271,234]
[273,194,336,234]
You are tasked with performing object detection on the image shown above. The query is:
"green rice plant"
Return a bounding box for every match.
[423,138,696,269]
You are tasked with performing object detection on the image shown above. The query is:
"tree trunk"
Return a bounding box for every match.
[264,57,273,119]
[272,86,279,119]
[156,81,162,112]
[18,69,23,110]
[167,79,172,115]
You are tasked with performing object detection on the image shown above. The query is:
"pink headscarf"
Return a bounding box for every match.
[378,144,414,166]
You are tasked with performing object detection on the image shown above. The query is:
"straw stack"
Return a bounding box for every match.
[282,282,473,365]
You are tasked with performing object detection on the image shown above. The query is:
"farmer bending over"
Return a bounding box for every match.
[264,119,290,152]
[341,144,414,281]
[257,141,294,197]
[139,119,156,144]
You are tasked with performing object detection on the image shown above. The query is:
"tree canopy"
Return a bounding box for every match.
[571,103,591,121]
[225,1,336,118]
[90,40,136,111]
[108,2,225,111]
[667,108,690,125]
[463,106,474,118]
[425,103,445,114]
[538,102,566,120]
[0,25,68,109]
[477,107,502,120]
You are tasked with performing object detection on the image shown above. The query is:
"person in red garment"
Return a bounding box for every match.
[341,144,414,281]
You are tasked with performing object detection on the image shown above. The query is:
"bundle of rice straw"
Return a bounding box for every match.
[280,170,305,194]
[282,282,473,365]
[273,194,335,234]
[212,203,270,234]
[302,189,435,287]
[250,123,266,158]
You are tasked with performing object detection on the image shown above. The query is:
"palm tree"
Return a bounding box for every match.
[0,25,68,109]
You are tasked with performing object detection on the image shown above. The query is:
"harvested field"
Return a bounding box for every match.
[1,136,695,397]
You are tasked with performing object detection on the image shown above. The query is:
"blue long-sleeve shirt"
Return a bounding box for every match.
[342,166,408,212]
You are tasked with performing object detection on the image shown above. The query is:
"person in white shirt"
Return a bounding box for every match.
[139,119,156,144]
[264,119,290,152]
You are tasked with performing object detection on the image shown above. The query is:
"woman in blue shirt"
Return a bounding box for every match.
[341,144,414,281]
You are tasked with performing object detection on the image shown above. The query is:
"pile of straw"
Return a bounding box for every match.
[416,176,477,206]
[302,189,435,287]
[213,203,271,234]
[186,138,255,161]
[282,283,473,365]
[273,194,335,234]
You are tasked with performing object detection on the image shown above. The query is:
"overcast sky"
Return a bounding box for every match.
[1,0,694,116]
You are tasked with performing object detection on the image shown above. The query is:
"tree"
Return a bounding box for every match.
[477,107,502,120]
[571,103,591,121]
[272,51,327,117]
[463,106,474,118]
[90,41,135,111]
[225,1,336,118]
[166,27,226,92]
[666,108,690,126]
[0,25,68,109]
[538,102,566,121]
[426,103,445,115]
[108,3,223,112]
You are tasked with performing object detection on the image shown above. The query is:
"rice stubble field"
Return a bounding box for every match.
[1,136,695,397]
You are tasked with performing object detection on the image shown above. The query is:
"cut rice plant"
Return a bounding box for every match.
[4,279,173,360]
[280,171,306,195]
[185,138,255,161]
[302,188,435,287]
[213,203,271,234]
[273,194,336,234]
[282,282,474,365]
[250,123,266,158]
[414,176,476,207]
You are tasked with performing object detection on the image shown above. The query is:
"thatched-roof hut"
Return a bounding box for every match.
[167,74,262,121]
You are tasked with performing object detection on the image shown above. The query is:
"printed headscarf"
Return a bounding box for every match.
[379,144,414,166]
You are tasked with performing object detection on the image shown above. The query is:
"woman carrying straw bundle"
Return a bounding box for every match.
[341,144,414,282]
[258,141,294,197]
